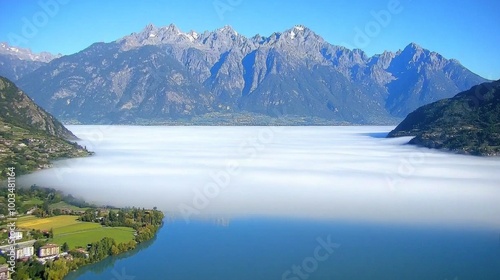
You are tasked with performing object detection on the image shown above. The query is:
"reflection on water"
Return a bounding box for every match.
[66,218,500,280]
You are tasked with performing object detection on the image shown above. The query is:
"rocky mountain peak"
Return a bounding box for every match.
[282,24,318,41]
[187,30,199,41]
[198,25,251,53]
[407,42,423,50]
[143,23,156,33]
[217,25,238,35]
[399,42,430,63]
[205,25,243,43]
[118,23,197,50]
[255,25,326,60]
[163,23,181,34]
[293,24,307,31]
[288,25,307,39]
[395,42,451,70]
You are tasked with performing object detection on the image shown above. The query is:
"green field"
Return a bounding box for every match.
[17,215,135,249]
[53,222,102,235]
[17,215,82,230]
[52,227,135,249]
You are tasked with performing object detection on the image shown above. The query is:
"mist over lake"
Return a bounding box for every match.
[15,125,500,279]
[19,126,500,229]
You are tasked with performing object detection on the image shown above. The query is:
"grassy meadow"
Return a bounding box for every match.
[17,215,135,249]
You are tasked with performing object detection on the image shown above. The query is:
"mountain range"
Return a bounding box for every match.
[0,24,488,124]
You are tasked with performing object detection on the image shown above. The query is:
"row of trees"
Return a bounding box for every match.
[87,237,137,262]
[79,207,164,229]
[79,207,164,243]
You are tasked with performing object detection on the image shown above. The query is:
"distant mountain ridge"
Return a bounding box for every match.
[3,24,488,124]
[0,42,61,62]
[0,42,61,81]
[388,80,500,156]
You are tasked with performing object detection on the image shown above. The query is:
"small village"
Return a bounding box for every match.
[0,215,92,276]
[0,185,164,280]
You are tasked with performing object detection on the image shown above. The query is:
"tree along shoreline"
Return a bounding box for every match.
[0,185,164,280]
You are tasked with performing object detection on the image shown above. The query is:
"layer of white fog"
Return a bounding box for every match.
[19,126,500,229]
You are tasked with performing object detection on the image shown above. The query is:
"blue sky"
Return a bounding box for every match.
[0,0,499,79]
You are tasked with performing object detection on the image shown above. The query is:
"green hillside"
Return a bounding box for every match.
[388,80,500,156]
[0,76,92,178]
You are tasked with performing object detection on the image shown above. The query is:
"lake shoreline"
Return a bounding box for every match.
[0,185,164,280]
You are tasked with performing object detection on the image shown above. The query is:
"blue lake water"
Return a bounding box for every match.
[65,218,500,280]
[18,126,500,279]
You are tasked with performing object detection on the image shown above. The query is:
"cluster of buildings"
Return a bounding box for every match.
[0,230,84,278]
[0,241,61,260]
[0,241,65,278]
